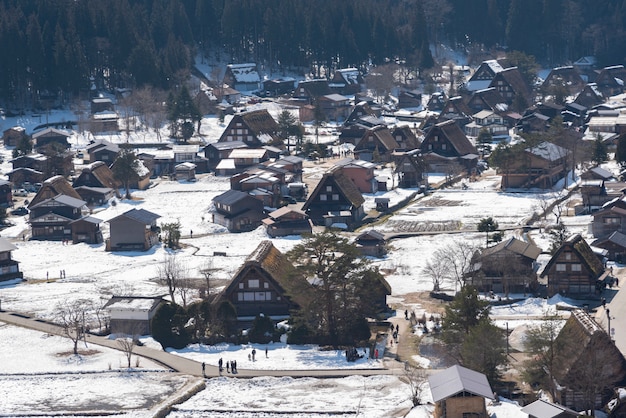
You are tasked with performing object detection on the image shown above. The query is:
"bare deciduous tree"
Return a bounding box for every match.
[116,323,142,368]
[422,256,450,291]
[199,259,217,300]
[403,364,428,406]
[54,299,91,355]
[157,253,190,306]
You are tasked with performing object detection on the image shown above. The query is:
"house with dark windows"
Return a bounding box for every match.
[218,109,280,148]
[32,127,70,150]
[499,142,570,189]
[212,189,265,233]
[419,120,478,174]
[353,126,399,163]
[301,167,365,229]
[262,207,313,237]
[469,237,542,294]
[540,234,607,297]
[28,194,88,241]
[214,240,312,324]
[0,237,23,282]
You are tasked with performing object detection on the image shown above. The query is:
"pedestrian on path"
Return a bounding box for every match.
[190,230,193,238]
[404,310,408,320]
[252,348,256,361]
[226,361,230,373]
[233,360,237,373]
[218,358,223,372]
[375,348,379,360]
[265,347,268,358]
[201,362,206,377]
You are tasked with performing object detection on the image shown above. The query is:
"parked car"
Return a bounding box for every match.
[13,189,28,197]
[10,207,28,216]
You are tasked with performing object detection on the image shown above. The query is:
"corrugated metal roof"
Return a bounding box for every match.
[0,237,17,252]
[521,399,570,418]
[428,365,494,402]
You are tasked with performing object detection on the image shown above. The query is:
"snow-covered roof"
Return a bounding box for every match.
[429,365,494,402]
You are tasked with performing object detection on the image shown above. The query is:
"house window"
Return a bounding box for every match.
[248,279,260,288]
[434,136,439,142]
[236,122,242,127]
[441,144,447,150]
[326,186,333,192]
[238,283,244,289]
[264,282,269,289]
[565,252,572,260]
[572,264,582,272]
[332,194,339,200]
[320,194,327,201]
[556,264,566,272]
[428,144,433,150]
[604,217,621,224]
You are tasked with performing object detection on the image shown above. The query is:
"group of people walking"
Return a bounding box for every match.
[218,358,237,374]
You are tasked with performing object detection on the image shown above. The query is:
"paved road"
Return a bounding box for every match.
[0,309,406,379]
[594,266,625,354]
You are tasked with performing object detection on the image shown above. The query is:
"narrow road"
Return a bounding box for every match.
[594,265,625,354]
[0,309,405,379]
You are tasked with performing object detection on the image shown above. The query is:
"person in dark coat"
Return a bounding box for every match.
[233,360,237,373]
[202,362,206,376]
[218,358,223,372]
[226,361,230,373]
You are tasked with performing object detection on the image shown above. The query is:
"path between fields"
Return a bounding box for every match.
[0,309,417,379]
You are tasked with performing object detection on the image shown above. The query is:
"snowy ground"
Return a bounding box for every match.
[0,99,610,416]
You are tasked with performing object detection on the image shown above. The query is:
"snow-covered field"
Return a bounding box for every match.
[0,98,604,416]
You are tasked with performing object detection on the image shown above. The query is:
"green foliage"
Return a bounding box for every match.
[505,51,539,87]
[186,299,212,342]
[111,147,140,199]
[459,321,507,384]
[13,134,32,158]
[478,217,499,247]
[443,285,491,335]
[248,314,276,344]
[288,231,384,347]
[592,137,608,165]
[167,86,201,141]
[161,221,182,249]
[150,302,191,350]
[548,222,568,254]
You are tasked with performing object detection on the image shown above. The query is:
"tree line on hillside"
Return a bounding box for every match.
[1,0,626,107]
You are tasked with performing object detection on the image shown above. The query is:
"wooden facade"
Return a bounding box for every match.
[541,234,607,297]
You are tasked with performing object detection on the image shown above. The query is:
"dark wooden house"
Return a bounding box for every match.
[0,238,22,282]
[574,84,604,109]
[218,109,280,148]
[353,126,399,162]
[551,310,626,410]
[355,229,387,257]
[28,194,87,241]
[86,139,120,164]
[69,215,103,244]
[301,167,365,229]
[489,67,534,106]
[390,125,420,151]
[28,176,81,209]
[393,149,426,188]
[293,79,332,104]
[591,197,626,239]
[330,68,363,95]
[223,63,261,91]
[595,65,626,97]
[541,234,607,297]
[212,189,265,233]
[215,240,312,322]
[334,158,377,193]
[466,87,507,114]
[32,127,70,150]
[262,207,313,237]
[499,142,570,189]
[465,59,505,92]
[469,237,542,294]
[0,180,13,207]
[106,208,161,252]
[73,161,120,192]
[420,120,478,174]
[397,90,423,109]
[541,66,586,96]
[2,126,28,147]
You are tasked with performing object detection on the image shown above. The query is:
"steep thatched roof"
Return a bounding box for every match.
[28,175,81,208]
[220,240,312,307]
[552,310,626,393]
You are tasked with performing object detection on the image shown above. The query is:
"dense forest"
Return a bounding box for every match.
[1,0,626,107]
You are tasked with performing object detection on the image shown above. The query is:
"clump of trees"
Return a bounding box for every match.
[441,285,507,384]
[287,231,387,347]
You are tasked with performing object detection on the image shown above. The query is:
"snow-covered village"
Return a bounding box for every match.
[2,1,626,417]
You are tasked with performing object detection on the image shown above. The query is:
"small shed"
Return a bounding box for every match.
[429,365,495,418]
[175,162,197,181]
[375,197,390,212]
[105,296,165,335]
[355,229,387,257]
